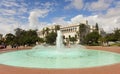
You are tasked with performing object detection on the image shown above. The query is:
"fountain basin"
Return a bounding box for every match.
[0,46,120,69]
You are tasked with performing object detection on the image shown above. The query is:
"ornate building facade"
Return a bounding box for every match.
[37,20,104,44]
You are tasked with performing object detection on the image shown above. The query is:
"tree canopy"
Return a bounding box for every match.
[45,31,57,45]
[5,28,40,46]
[85,31,101,45]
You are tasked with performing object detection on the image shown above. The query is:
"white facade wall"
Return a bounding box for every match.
[63,32,76,38]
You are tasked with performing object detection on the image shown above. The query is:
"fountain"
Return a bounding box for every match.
[56,30,64,49]
[0,30,120,69]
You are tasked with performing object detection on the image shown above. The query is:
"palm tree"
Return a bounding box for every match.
[42,28,45,37]
[55,25,60,33]
[45,27,50,35]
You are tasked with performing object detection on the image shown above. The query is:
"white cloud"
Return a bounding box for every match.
[71,14,120,33]
[41,2,56,9]
[116,17,120,24]
[0,0,56,35]
[0,9,16,16]
[102,7,120,18]
[0,0,119,36]
[0,17,20,35]
[0,17,16,25]
[0,24,12,35]
[0,0,28,16]
[65,0,83,9]
[52,13,120,33]
[18,7,27,14]
[52,17,70,25]
[0,0,19,7]
[28,1,57,30]
[88,0,113,11]
[71,15,86,24]
[28,9,49,29]
[59,0,120,33]
[116,1,120,7]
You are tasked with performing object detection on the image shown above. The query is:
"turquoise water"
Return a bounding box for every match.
[0,46,120,69]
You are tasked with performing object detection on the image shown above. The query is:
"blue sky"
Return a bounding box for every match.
[0,0,120,35]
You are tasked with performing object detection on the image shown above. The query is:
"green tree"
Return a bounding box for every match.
[0,40,3,44]
[0,34,3,44]
[70,37,77,44]
[45,31,57,45]
[55,25,60,33]
[63,35,65,39]
[45,27,50,35]
[14,28,23,37]
[24,29,39,46]
[14,28,23,45]
[95,23,99,31]
[5,33,15,45]
[104,29,120,43]
[14,28,39,46]
[114,29,120,41]
[38,38,44,43]
[69,35,71,40]
[105,33,116,42]
[42,28,45,37]
[85,31,101,45]
[78,23,88,44]
[98,36,106,46]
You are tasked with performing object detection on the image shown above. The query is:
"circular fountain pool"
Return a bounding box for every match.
[0,45,120,69]
[0,31,120,69]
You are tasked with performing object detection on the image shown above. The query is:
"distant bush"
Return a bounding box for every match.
[111,43,120,46]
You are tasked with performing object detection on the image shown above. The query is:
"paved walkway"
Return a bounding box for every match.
[0,46,120,74]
